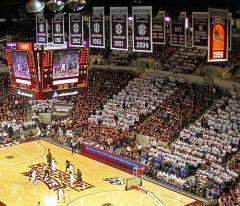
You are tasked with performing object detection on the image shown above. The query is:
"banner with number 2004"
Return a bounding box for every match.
[132,6,153,52]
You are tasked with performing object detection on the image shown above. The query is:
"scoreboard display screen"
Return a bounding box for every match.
[6,42,89,99]
[12,51,31,79]
[6,42,38,95]
[42,48,88,96]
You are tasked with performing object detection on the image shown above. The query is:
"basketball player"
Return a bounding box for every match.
[31,167,37,184]
[69,171,75,190]
[51,158,57,172]
[57,188,65,203]
[76,169,82,183]
[35,201,41,206]
[69,163,75,175]
[29,167,34,181]
[46,148,52,167]
[65,160,70,172]
[43,164,50,180]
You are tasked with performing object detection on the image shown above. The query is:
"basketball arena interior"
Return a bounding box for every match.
[0,0,240,206]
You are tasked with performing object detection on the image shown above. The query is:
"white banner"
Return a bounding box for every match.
[110,7,128,51]
[89,7,105,48]
[170,12,186,47]
[132,6,153,52]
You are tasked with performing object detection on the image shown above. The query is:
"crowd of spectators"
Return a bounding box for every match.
[0,73,29,123]
[0,40,7,66]
[137,82,214,142]
[0,73,37,144]
[152,45,178,66]
[65,69,137,128]
[88,74,178,132]
[140,88,240,203]
[1,66,240,204]
[163,47,206,74]
[109,50,135,66]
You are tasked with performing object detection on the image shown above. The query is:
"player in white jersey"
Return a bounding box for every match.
[57,188,65,203]
[31,168,37,184]
[69,172,75,190]
[60,64,66,72]
[51,158,56,171]
[69,163,75,175]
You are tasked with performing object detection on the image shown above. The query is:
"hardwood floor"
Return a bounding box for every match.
[0,140,197,206]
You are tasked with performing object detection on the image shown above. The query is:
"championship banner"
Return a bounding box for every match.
[192,12,208,48]
[52,14,65,45]
[228,13,232,50]
[153,11,165,44]
[89,7,105,48]
[170,12,186,46]
[110,7,128,51]
[69,13,84,47]
[36,15,48,44]
[208,8,228,62]
[132,6,153,52]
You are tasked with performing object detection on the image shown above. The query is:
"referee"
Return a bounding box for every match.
[71,139,76,154]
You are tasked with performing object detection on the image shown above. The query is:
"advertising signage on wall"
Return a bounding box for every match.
[208,8,228,62]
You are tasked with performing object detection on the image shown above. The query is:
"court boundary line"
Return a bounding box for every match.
[64,189,189,206]
[40,139,206,205]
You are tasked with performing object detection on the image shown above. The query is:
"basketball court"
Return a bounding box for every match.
[0,141,201,206]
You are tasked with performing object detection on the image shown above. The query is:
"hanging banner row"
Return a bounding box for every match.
[36,7,232,61]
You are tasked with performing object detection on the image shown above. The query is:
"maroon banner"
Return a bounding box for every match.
[153,11,165,45]
[110,7,128,51]
[36,15,48,44]
[69,13,84,47]
[170,12,186,47]
[133,6,152,52]
[208,8,228,62]
[52,14,65,45]
[89,7,105,48]
[192,12,208,48]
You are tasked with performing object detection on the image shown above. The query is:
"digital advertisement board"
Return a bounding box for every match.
[42,48,88,93]
[6,42,38,93]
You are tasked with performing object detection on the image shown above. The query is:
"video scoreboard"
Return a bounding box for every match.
[6,42,89,99]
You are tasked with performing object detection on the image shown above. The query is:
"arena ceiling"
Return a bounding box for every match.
[0,0,239,35]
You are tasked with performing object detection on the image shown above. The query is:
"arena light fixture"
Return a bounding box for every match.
[25,0,45,13]
[165,16,171,22]
[0,18,6,23]
[128,16,133,21]
[67,0,80,10]
[67,0,86,11]
[46,0,65,12]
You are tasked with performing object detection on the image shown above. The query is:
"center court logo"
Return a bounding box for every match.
[21,163,94,192]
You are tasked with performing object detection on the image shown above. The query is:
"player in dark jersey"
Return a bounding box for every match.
[43,164,50,180]
[76,169,82,183]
